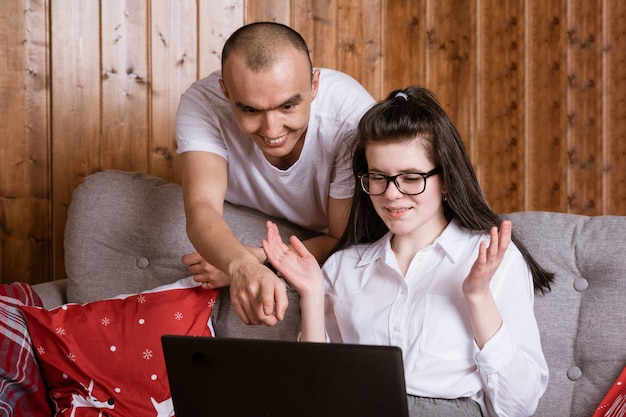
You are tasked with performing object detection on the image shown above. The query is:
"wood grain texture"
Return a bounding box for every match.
[198,0,244,79]
[382,0,426,98]
[526,0,567,212]
[50,0,101,282]
[101,0,150,173]
[0,0,50,283]
[292,0,339,71]
[2,0,626,284]
[476,0,526,212]
[424,0,476,164]
[246,0,290,24]
[150,0,198,183]
[337,0,383,97]
[603,0,626,214]
[566,0,604,215]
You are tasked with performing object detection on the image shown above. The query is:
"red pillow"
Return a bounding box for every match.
[594,365,626,417]
[20,278,218,417]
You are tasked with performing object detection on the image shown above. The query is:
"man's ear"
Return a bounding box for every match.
[219,78,230,100]
[310,69,320,100]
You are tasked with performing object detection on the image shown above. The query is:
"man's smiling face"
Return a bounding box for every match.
[220,48,319,169]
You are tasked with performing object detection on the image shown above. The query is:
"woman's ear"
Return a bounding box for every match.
[441,181,450,200]
[441,181,450,195]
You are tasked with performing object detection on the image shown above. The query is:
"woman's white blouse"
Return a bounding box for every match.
[322,220,549,417]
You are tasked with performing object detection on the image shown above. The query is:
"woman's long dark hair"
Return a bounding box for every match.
[333,86,553,293]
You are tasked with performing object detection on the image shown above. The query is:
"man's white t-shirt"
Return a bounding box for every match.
[176,68,375,232]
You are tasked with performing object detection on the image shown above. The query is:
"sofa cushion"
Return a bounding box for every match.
[64,170,318,340]
[64,171,196,304]
[20,278,218,416]
[507,211,626,417]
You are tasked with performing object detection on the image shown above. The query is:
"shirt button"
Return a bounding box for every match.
[393,324,401,332]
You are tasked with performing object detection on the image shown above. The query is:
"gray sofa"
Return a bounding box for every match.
[33,170,626,417]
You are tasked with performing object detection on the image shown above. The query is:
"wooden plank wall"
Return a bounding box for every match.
[2,0,625,284]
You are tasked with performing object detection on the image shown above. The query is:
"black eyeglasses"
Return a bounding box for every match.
[359,167,442,196]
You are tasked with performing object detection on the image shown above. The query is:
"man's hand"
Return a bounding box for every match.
[180,152,289,326]
[182,252,231,289]
[228,259,288,326]
[183,248,289,326]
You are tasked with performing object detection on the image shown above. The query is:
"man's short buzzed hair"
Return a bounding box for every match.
[221,22,313,72]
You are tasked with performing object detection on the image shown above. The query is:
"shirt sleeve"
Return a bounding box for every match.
[316,69,375,200]
[321,255,345,343]
[473,250,549,417]
[175,75,229,159]
[328,130,356,200]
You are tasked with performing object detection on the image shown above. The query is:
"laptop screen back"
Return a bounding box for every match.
[162,335,409,417]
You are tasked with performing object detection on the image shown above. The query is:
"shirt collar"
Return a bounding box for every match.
[355,219,474,267]
[435,219,475,263]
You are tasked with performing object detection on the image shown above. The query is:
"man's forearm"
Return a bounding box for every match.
[300,235,339,264]
[186,208,257,275]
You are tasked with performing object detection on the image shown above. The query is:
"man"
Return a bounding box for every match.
[176,22,375,326]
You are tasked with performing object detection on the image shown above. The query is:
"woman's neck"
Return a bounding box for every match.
[390,216,449,276]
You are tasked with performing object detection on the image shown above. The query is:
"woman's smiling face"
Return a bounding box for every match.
[364,138,448,245]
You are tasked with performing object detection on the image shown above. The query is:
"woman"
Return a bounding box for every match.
[262,86,553,417]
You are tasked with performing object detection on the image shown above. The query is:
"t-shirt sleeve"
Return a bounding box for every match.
[175,76,229,160]
[329,130,357,200]
[325,73,375,200]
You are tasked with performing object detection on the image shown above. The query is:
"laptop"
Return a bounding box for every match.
[162,335,409,417]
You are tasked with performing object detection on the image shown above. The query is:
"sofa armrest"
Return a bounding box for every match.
[32,279,68,309]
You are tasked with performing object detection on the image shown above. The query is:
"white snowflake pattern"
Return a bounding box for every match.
[143,349,153,360]
[174,312,183,320]
[101,317,111,326]
[37,346,45,355]
[67,353,76,362]
[55,327,66,336]
[208,299,216,308]
[137,294,147,303]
